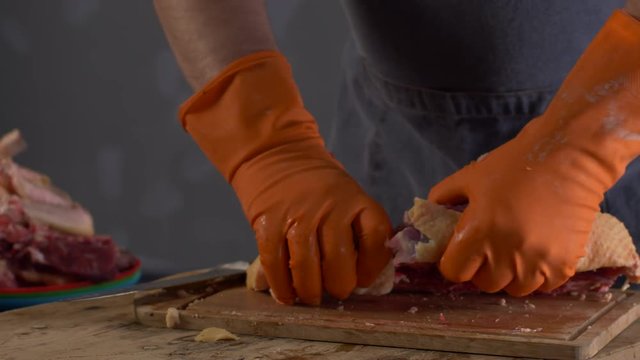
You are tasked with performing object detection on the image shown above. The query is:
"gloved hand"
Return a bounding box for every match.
[428,10,640,297]
[179,51,392,305]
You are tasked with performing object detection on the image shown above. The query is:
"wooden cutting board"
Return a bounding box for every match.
[134,272,640,360]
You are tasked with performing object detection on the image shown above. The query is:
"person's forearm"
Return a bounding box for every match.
[154,0,277,90]
[626,0,640,19]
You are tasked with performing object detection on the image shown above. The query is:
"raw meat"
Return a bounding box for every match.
[386,198,640,295]
[0,197,120,286]
[392,261,623,295]
[0,130,136,288]
[245,198,639,298]
[0,159,94,236]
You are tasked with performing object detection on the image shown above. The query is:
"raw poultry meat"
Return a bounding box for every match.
[386,198,640,296]
[246,198,640,298]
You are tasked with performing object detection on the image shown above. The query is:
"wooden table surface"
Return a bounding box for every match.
[1,293,640,360]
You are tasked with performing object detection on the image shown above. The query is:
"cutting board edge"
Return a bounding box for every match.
[134,284,640,360]
[137,307,585,360]
[573,292,640,360]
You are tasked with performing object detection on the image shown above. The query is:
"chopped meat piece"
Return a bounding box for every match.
[0,144,94,236]
[195,327,239,342]
[0,192,127,286]
[27,232,118,280]
[4,161,73,207]
[21,199,94,238]
[246,257,269,291]
[115,249,138,272]
[165,307,180,328]
[0,130,138,288]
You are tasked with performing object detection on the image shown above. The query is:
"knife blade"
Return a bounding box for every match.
[68,266,245,302]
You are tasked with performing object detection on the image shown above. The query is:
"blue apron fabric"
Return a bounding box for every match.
[340,0,625,92]
[329,41,555,224]
[329,2,640,249]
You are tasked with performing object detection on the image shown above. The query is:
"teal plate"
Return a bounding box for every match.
[0,259,141,310]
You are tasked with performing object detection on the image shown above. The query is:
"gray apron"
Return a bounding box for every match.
[330,0,640,249]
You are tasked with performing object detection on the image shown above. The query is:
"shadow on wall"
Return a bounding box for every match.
[0,0,349,278]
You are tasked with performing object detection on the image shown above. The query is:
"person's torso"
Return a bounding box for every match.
[341,0,625,92]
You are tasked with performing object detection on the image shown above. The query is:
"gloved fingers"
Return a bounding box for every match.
[352,202,393,287]
[538,261,575,293]
[504,271,546,297]
[503,254,546,296]
[318,211,357,300]
[438,212,484,283]
[471,257,514,294]
[286,221,323,305]
[254,214,296,305]
[440,250,483,283]
[428,166,471,205]
[541,236,586,293]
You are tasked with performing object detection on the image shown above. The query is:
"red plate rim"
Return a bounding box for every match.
[0,258,142,294]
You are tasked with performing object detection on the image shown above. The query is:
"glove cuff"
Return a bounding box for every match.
[179,50,323,182]
[179,50,286,127]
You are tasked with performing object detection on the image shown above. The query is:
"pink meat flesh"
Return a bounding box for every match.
[0,197,129,288]
[390,225,626,295]
[393,262,624,295]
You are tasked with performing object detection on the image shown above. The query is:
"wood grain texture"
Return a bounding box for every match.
[0,293,639,360]
[1,267,639,360]
[135,281,640,360]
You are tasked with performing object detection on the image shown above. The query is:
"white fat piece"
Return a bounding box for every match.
[353,260,395,296]
[195,327,239,342]
[0,129,27,159]
[407,198,460,263]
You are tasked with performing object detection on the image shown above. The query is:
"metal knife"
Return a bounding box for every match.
[68,266,245,302]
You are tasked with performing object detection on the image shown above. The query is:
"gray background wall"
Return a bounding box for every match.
[0,0,349,277]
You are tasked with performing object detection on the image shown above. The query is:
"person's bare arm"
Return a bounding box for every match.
[626,0,640,19]
[153,0,277,90]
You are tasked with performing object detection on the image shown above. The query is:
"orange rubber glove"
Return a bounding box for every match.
[179,51,392,305]
[428,10,640,297]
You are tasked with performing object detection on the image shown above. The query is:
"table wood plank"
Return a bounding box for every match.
[0,293,638,360]
[136,286,640,360]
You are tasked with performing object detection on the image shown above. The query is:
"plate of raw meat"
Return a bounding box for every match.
[0,129,141,309]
